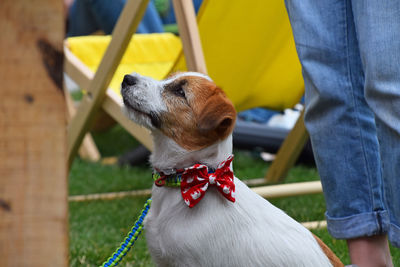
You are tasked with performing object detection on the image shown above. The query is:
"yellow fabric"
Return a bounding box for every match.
[67,33,182,95]
[67,1,303,112]
[173,0,303,111]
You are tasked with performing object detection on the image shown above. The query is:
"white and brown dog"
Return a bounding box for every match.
[121,72,343,267]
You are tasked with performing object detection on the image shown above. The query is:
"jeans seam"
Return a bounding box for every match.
[344,1,376,212]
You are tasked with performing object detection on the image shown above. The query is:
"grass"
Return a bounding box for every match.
[69,125,399,266]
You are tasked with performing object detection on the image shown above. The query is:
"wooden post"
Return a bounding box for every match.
[0,1,68,266]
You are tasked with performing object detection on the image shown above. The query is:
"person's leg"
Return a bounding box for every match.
[87,0,164,35]
[285,0,392,265]
[347,235,393,267]
[89,0,126,35]
[351,0,400,249]
[137,0,164,34]
[67,0,100,36]
[347,1,400,265]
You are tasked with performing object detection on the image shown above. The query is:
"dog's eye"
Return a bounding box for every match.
[174,87,186,98]
[165,79,187,98]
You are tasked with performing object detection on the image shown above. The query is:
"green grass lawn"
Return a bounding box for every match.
[69,125,399,266]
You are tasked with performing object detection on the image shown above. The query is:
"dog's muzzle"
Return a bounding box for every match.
[121,74,138,97]
[120,75,162,129]
[122,74,137,87]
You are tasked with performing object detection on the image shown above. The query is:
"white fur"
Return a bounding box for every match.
[162,71,213,83]
[121,73,333,267]
[122,73,167,130]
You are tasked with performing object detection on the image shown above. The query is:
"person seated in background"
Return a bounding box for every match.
[65,0,165,36]
[64,0,204,36]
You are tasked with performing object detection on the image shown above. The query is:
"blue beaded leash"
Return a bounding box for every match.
[101,198,152,267]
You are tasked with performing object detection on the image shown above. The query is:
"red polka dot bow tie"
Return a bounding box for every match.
[180,155,235,208]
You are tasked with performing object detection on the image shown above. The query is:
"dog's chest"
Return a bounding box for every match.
[145,187,264,266]
[144,187,238,266]
[144,179,333,267]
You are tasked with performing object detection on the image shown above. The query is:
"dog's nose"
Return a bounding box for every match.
[122,74,138,87]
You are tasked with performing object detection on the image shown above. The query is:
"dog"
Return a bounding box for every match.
[121,72,343,267]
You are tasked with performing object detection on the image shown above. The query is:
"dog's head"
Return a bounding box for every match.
[121,72,236,151]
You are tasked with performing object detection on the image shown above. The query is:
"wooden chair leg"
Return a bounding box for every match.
[173,0,208,74]
[265,109,309,182]
[64,46,153,151]
[63,82,101,162]
[67,0,209,167]
[67,0,150,167]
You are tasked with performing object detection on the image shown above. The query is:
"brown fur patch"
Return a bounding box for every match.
[160,75,236,151]
[313,234,344,267]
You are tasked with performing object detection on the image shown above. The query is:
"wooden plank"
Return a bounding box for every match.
[173,0,208,74]
[64,47,153,150]
[64,43,93,90]
[252,181,322,199]
[68,189,152,202]
[265,109,310,182]
[67,0,150,166]
[64,45,117,133]
[0,1,68,266]
[302,220,327,230]
[68,180,322,203]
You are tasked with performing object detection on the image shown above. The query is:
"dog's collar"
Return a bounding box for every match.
[152,155,233,187]
[152,155,235,208]
[153,167,216,187]
[153,171,182,187]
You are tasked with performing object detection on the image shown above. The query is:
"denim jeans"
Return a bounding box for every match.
[285,0,400,247]
[67,0,164,36]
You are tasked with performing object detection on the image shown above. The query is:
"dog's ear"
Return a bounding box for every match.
[197,90,236,140]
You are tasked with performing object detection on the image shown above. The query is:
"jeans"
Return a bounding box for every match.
[161,0,203,24]
[67,0,164,36]
[285,0,400,247]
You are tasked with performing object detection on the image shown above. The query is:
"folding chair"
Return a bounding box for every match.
[65,0,322,206]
